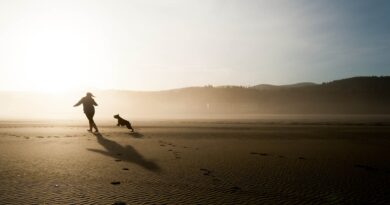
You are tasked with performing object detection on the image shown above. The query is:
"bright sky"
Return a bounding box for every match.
[0,0,389,91]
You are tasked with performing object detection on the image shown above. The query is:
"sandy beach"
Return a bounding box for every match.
[1,0,389,203]
[0,119,390,204]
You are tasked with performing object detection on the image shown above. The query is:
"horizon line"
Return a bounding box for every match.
[0,75,388,93]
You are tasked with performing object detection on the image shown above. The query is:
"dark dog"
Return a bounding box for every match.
[114,114,134,132]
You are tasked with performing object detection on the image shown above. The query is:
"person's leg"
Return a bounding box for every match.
[92,121,99,132]
[90,112,99,132]
[85,113,93,132]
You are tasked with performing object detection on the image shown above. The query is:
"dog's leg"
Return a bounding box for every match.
[126,122,134,132]
[125,122,131,129]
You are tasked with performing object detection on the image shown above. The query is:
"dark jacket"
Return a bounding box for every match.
[74,97,98,114]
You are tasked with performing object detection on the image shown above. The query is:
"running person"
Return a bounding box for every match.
[74,92,99,132]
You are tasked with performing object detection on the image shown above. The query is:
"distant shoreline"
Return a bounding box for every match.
[1,114,390,128]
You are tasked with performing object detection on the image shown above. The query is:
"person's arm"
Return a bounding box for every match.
[73,98,83,107]
[93,99,98,106]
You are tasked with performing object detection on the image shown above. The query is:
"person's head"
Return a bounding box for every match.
[86,92,95,98]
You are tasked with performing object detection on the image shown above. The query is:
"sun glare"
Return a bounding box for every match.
[13,29,112,93]
[0,3,115,93]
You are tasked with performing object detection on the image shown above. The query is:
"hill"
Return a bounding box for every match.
[0,76,389,120]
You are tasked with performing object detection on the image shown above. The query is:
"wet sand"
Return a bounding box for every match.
[0,120,390,204]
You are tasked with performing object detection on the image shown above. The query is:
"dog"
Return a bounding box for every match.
[114,114,134,132]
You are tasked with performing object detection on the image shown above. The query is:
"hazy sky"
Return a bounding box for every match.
[0,0,389,91]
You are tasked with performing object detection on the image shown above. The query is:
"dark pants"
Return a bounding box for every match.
[85,111,98,131]
[85,111,95,123]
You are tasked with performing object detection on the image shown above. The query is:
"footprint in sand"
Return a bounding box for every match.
[112,201,126,205]
[200,168,212,176]
[229,186,241,193]
[115,159,122,162]
[173,151,181,159]
[122,168,129,171]
[160,140,178,148]
[199,168,241,193]
[200,168,222,184]
[111,181,121,185]
[250,152,269,156]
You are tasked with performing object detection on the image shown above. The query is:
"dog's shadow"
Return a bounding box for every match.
[87,133,160,172]
[129,131,144,138]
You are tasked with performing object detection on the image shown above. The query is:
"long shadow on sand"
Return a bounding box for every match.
[87,133,160,172]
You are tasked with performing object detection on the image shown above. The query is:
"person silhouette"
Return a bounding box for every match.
[74,92,99,132]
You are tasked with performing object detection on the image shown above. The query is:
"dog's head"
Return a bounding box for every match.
[113,114,120,119]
